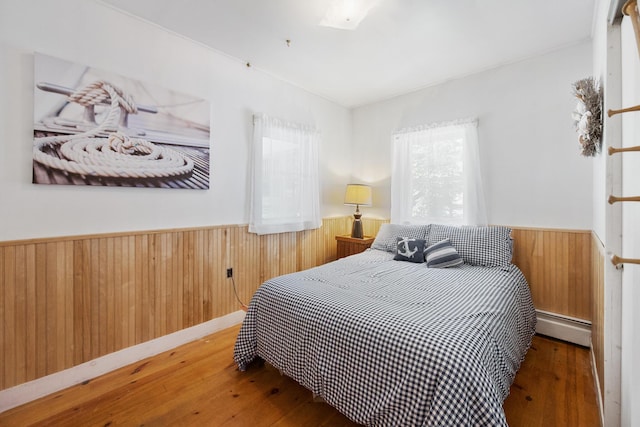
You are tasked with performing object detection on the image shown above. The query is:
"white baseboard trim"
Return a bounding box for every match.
[0,310,246,414]
[535,309,591,347]
[590,342,605,427]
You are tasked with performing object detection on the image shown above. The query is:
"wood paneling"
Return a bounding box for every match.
[1,220,594,394]
[0,217,386,391]
[511,227,593,321]
[590,232,605,401]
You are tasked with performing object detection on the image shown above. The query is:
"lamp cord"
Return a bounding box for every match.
[231,276,249,309]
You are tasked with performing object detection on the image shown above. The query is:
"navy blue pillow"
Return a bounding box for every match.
[424,238,463,268]
[394,237,426,263]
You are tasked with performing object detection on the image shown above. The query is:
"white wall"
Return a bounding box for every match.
[592,0,612,242]
[0,0,353,241]
[352,42,594,229]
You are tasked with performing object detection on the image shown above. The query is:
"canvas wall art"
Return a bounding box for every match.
[33,53,211,189]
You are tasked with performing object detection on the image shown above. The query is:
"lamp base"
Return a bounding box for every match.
[351,213,363,238]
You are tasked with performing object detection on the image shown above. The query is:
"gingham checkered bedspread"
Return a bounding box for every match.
[234,249,536,426]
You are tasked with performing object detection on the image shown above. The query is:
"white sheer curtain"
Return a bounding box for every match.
[391,118,487,226]
[249,113,322,235]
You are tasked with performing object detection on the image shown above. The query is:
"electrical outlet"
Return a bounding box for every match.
[226,268,233,278]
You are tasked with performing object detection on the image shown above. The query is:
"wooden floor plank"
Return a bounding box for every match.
[503,334,600,427]
[0,327,599,427]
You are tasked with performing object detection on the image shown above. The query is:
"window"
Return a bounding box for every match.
[391,119,486,226]
[249,114,321,235]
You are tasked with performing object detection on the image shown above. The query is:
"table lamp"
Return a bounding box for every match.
[344,184,372,238]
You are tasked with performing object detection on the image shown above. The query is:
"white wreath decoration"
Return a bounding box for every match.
[572,77,603,157]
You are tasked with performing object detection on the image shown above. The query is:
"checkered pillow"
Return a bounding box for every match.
[427,224,513,267]
[371,224,430,253]
[424,239,463,268]
[394,237,426,263]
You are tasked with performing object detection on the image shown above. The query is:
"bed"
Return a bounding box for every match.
[234,224,536,426]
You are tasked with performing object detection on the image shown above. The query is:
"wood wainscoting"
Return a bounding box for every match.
[2,220,596,395]
[590,232,605,404]
[510,227,592,321]
[0,217,388,392]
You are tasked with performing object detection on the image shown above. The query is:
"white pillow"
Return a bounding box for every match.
[427,224,513,267]
[371,224,430,253]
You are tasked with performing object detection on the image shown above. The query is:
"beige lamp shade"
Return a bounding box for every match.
[344,184,372,206]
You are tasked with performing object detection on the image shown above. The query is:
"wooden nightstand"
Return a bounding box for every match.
[336,235,375,259]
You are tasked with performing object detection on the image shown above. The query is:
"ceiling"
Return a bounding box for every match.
[100,0,596,108]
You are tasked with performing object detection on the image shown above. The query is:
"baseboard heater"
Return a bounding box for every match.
[535,309,591,347]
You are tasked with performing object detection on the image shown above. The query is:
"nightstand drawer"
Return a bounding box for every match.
[336,235,374,259]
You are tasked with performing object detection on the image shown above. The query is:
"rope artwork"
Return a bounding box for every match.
[33,80,194,180]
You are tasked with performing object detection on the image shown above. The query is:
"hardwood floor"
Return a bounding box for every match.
[0,326,600,426]
[503,334,600,426]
